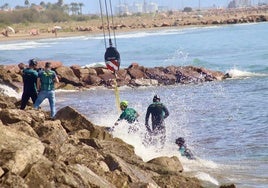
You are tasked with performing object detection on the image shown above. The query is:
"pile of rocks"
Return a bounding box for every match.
[0,94,236,187]
[2,62,229,92]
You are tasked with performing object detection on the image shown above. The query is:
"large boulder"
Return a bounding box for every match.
[127,65,147,79]
[176,66,206,84]
[70,65,97,80]
[0,66,20,91]
[82,74,102,86]
[0,94,17,109]
[0,124,45,175]
[55,106,112,140]
[115,69,131,86]
[24,159,116,188]
[55,66,82,86]
[34,119,69,146]
[145,67,177,85]
[147,156,183,174]
[98,72,116,87]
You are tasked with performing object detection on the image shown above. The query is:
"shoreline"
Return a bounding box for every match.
[1,7,268,43]
[0,24,209,43]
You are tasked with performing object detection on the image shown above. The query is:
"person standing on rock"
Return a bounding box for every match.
[20,59,38,110]
[34,62,59,119]
[144,95,169,146]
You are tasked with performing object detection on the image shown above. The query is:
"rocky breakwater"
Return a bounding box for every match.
[74,7,268,33]
[0,94,236,187]
[2,62,230,92]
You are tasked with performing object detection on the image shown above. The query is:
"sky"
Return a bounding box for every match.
[0,0,258,14]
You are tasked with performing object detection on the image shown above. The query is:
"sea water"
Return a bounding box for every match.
[1,22,267,188]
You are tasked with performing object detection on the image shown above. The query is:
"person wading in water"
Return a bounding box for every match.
[144,95,169,147]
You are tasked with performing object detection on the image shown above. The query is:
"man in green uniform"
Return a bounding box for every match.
[34,62,59,119]
[20,59,38,109]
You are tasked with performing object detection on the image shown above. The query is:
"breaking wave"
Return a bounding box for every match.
[227,68,268,79]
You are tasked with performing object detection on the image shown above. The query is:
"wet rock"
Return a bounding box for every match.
[55,66,82,86]
[147,156,183,174]
[82,74,102,85]
[0,66,20,91]
[71,65,97,80]
[1,64,228,90]
[220,184,236,188]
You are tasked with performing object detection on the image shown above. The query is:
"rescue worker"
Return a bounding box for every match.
[34,62,59,119]
[145,95,169,133]
[111,100,139,133]
[144,95,169,146]
[20,59,38,109]
[175,137,195,160]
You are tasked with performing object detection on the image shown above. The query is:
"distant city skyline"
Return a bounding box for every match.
[1,0,267,14]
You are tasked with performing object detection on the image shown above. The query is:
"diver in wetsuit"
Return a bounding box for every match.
[144,95,169,146]
[175,137,195,160]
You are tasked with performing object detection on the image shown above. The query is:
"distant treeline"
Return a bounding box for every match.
[0,1,98,26]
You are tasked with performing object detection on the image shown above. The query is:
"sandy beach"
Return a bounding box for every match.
[1,6,268,42]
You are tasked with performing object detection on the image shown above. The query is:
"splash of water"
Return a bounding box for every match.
[0,84,20,98]
[227,68,267,78]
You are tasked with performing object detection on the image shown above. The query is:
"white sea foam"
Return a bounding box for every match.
[0,84,20,98]
[110,123,223,186]
[227,68,268,78]
[0,41,52,51]
[82,62,106,68]
[195,172,220,185]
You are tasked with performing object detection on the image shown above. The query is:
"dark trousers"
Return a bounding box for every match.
[20,92,37,109]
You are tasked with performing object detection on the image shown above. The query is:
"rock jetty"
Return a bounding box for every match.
[2,62,229,92]
[0,93,236,188]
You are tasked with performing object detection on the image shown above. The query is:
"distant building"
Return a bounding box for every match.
[258,0,268,5]
[228,0,251,8]
[130,3,143,13]
[147,2,158,13]
[115,3,129,15]
[114,1,159,15]
[158,6,169,12]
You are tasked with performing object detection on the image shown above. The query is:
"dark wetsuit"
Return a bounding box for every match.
[20,68,38,109]
[144,102,169,147]
[145,102,169,132]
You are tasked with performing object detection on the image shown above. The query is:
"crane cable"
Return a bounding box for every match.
[99,0,121,112]
[99,0,118,49]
